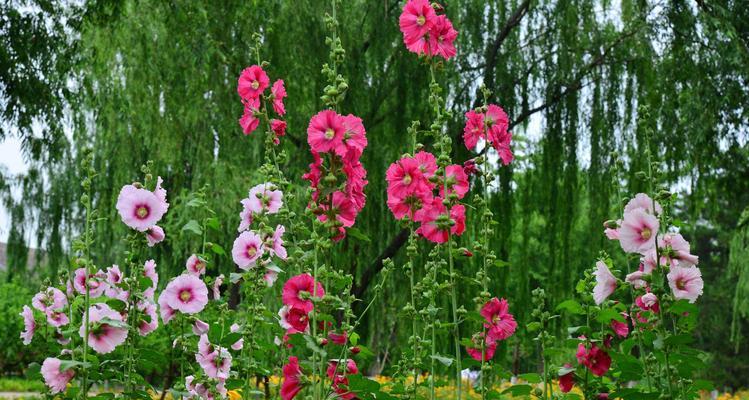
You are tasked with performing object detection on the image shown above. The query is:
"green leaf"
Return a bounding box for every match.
[526,322,542,332]
[517,373,541,383]
[347,374,380,394]
[690,379,714,392]
[99,317,130,329]
[182,220,203,235]
[106,298,127,312]
[349,332,360,346]
[430,354,454,367]
[59,360,91,371]
[596,308,625,324]
[220,332,243,347]
[556,299,585,315]
[346,227,370,242]
[26,362,41,380]
[501,384,532,396]
[205,217,220,231]
[493,259,510,268]
[664,334,694,346]
[211,243,226,256]
[230,272,244,283]
[669,300,698,315]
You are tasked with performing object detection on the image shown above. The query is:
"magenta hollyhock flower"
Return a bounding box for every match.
[427,15,458,59]
[239,97,261,135]
[146,225,165,247]
[19,305,35,345]
[386,157,429,199]
[559,364,575,393]
[281,356,304,400]
[79,303,128,354]
[387,190,431,221]
[212,274,224,300]
[463,109,485,150]
[231,230,264,270]
[138,300,158,336]
[466,331,497,362]
[619,208,659,254]
[230,323,244,350]
[41,357,75,394]
[73,268,107,298]
[440,164,470,199]
[667,266,704,303]
[278,305,310,334]
[399,0,435,43]
[593,261,617,305]
[480,297,517,341]
[484,104,513,165]
[271,119,287,143]
[247,183,284,214]
[271,79,287,115]
[624,193,662,215]
[45,310,69,328]
[32,287,67,313]
[337,114,368,158]
[327,359,359,400]
[328,330,347,345]
[610,313,630,338]
[576,343,611,377]
[282,274,325,313]
[307,110,345,154]
[326,190,358,228]
[186,254,207,276]
[267,225,287,260]
[414,199,466,243]
[414,150,438,178]
[116,184,168,232]
[164,274,209,314]
[237,65,269,101]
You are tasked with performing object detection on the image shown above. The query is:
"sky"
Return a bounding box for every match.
[0,138,28,242]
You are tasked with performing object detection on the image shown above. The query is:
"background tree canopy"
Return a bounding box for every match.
[2,0,748,389]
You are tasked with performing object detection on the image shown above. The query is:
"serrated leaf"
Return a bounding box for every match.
[182,220,203,235]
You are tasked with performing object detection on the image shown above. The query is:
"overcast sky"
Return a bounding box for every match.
[0,138,27,242]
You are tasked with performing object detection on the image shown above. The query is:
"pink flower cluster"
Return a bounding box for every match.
[303,110,368,240]
[463,105,513,165]
[116,177,169,246]
[237,65,287,142]
[399,0,458,59]
[466,298,517,361]
[386,152,468,243]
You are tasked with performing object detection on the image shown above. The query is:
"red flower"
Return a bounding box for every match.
[414,199,466,243]
[465,332,497,361]
[282,274,325,313]
[480,297,517,341]
[559,364,575,393]
[326,359,358,400]
[328,331,348,345]
[281,356,304,400]
[576,343,611,377]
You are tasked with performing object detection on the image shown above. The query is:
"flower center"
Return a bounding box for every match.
[403,174,412,185]
[676,279,686,290]
[136,206,149,219]
[325,128,335,139]
[641,228,652,240]
[251,80,260,90]
[246,245,257,258]
[179,289,192,302]
[417,15,426,26]
[493,315,502,324]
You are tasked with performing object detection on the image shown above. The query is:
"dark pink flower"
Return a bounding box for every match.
[610,313,630,338]
[146,225,165,247]
[278,305,310,334]
[440,164,470,199]
[414,199,466,243]
[281,356,304,400]
[282,274,325,313]
[237,65,270,100]
[399,0,436,45]
[271,79,287,115]
[427,15,458,59]
[239,98,261,135]
[466,331,497,361]
[576,343,611,377]
[463,109,485,150]
[480,297,517,341]
[307,110,345,154]
[559,364,575,392]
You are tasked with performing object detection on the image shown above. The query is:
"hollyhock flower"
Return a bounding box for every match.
[619,208,659,254]
[414,199,466,243]
[334,114,368,158]
[399,0,435,42]
[146,225,165,247]
[271,119,287,143]
[186,254,207,276]
[239,98,261,135]
[238,199,254,233]
[427,15,458,59]
[483,104,513,164]
[278,305,310,334]
[73,268,107,298]
[267,225,287,260]
[45,310,69,328]
[232,231,264,269]
[32,287,67,313]
[414,151,438,178]
[247,183,284,214]
[667,266,704,303]
[463,159,479,177]
[308,110,345,154]
[593,261,617,305]
[559,364,575,393]
[138,301,158,336]
[163,274,209,314]
[321,191,358,228]
[625,270,648,289]
[611,313,629,338]
[158,290,176,324]
[237,65,269,100]
[193,319,210,335]
[327,359,358,400]
[196,340,232,380]
[212,274,224,300]
[281,356,304,400]
[271,80,287,115]
[463,110,485,150]
[282,273,325,313]
[440,164,470,199]
[480,297,517,341]
[466,332,497,361]
[41,357,75,394]
[604,227,619,240]
[387,190,431,221]
[386,157,429,198]
[640,292,658,308]
[658,233,699,268]
[264,266,281,287]
[624,193,662,215]
[328,331,347,345]
[576,343,611,377]
[19,305,35,345]
[143,259,158,300]
[106,265,123,286]
[116,184,168,231]
[79,303,128,354]
[230,323,244,351]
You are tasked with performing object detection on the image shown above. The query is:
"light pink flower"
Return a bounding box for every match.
[116,184,168,231]
[230,323,244,351]
[19,305,35,345]
[625,270,648,289]
[73,268,107,298]
[195,335,232,379]
[667,266,704,303]
[232,231,264,269]
[247,183,284,215]
[143,259,159,300]
[237,65,269,100]
[593,261,617,305]
[79,303,128,354]
[619,208,659,254]
[158,290,176,325]
[307,110,345,154]
[45,310,69,328]
[212,274,224,300]
[264,266,281,287]
[106,265,123,285]
[193,319,210,335]
[658,233,699,268]
[271,80,287,115]
[164,274,209,314]
[267,225,287,260]
[138,301,159,336]
[32,287,67,313]
[282,274,325,313]
[186,254,207,276]
[641,292,658,308]
[146,225,165,247]
[41,357,75,394]
[604,227,619,240]
[624,193,662,215]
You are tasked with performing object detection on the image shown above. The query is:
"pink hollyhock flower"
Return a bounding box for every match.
[667,266,704,303]
[307,110,345,154]
[428,15,458,59]
[163,274,209,314]
[106,265,123,286]
[143,259,158,300]
[658,233,699,267]
[387,190,432,221]
[116,184,168,231]
[247,183,284,214]
[266,225,287,260]
[79,303,129,354]
[238,198,254,232]
[440,164,470,199]
[32,287,67,313]
[45,310,69,328]
[576,343,611,377]
[328,331,347,345]
[282,273,325,313]
[138,301,158,336]
[158,290,176,324]
[399,0,435,43]
[281,356,304,400]
[146,225,165,247]
[196,338,232,380]
[230,323,244,350]
[212,274,224,300]
[640,292,658,309]
[386,157,429,198]
[624,193,662,215]
[466,331,497,361]
[237,65,269,100]
[610,313,630,338]
[484,104,513,165]
[73,268,107,298]
[338,114,368,158]
[239,98,261,135]
[559,364,575,393]
[232,231,264,269]
[619,209,659,255]
[41,357,75,394]
[278,305,310,334]
[414,199,466,243]
[324,191,358,228]
[186,254,207,276]
[604,227,620,240]
[327,359,359,400]
[271,119,287,143]
[193,319,210,335]
[463,110,485,150]
[264,266,281,287]
[19,305,35,345]
[414,150,438,178]
[480,297,517,341]
[271,80,287,115]
[593,261,617,305]
[625,270,648,289]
